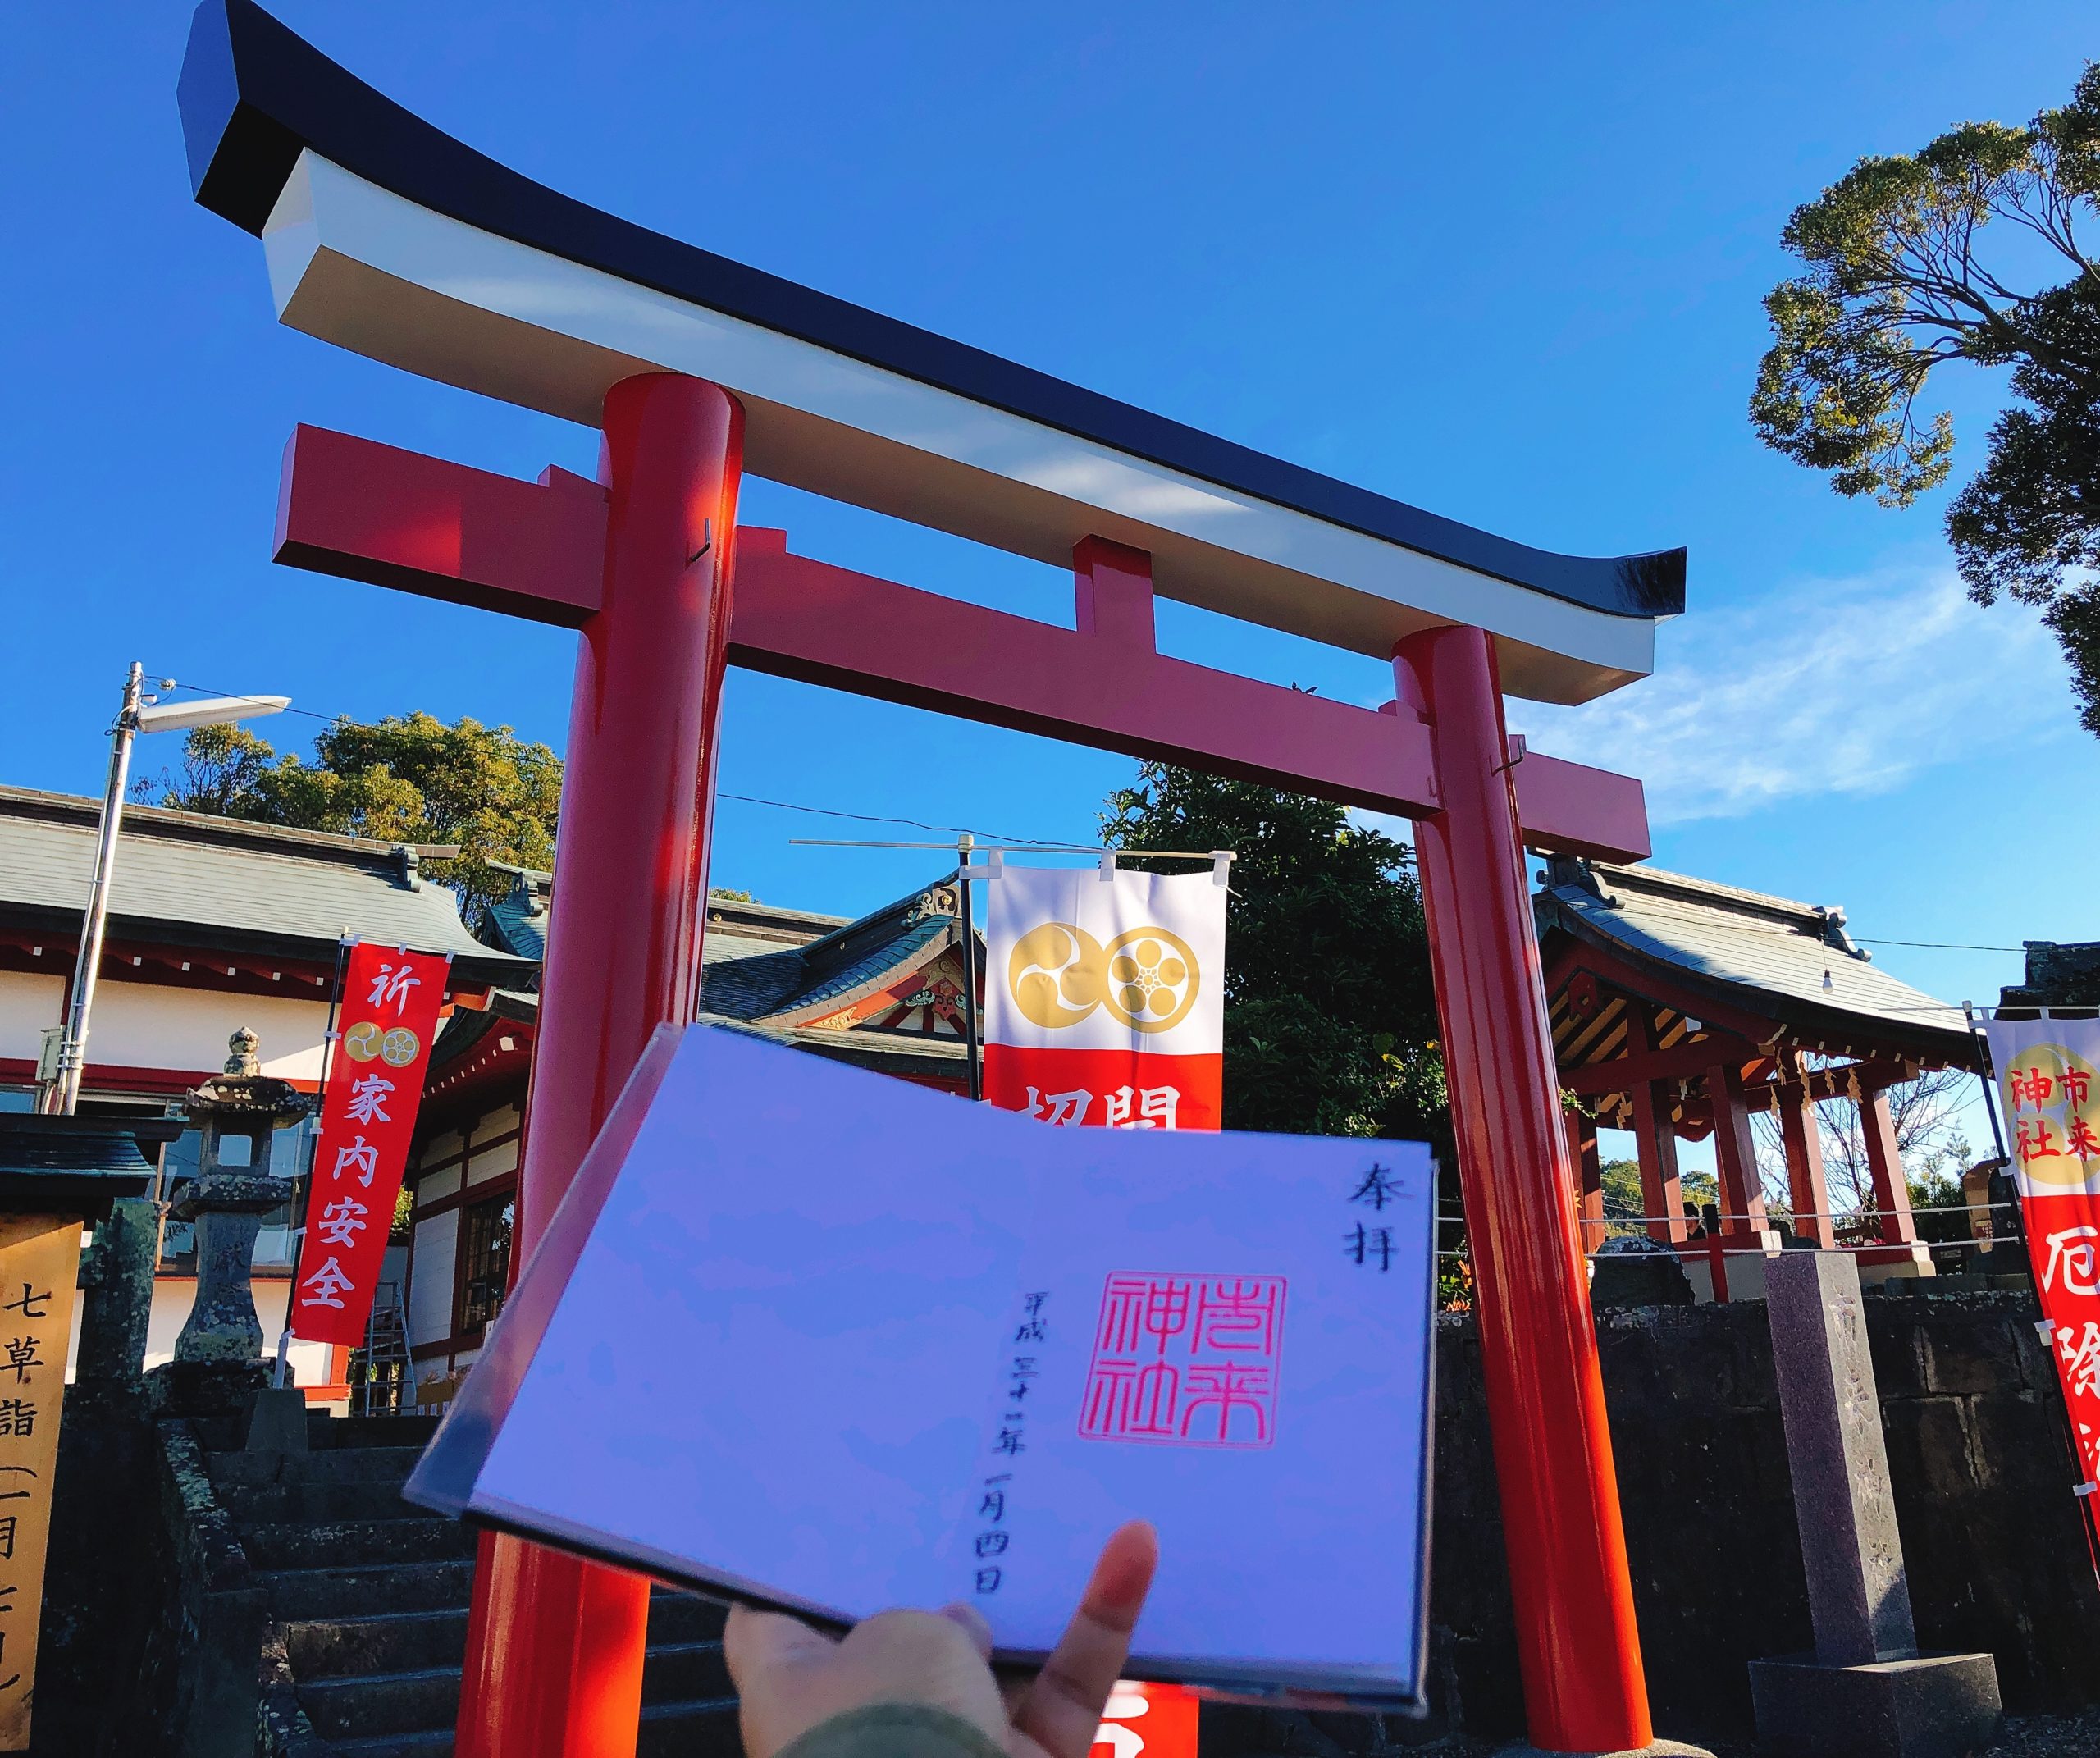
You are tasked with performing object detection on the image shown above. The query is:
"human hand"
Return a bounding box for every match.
[724,1520,1159,1758]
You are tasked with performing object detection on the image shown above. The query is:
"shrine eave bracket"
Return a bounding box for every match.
[180,0,1687,708]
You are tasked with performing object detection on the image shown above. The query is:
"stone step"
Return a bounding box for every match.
[641,1640,732,1705]
[244,1517,477,1572]
[322,1733,453,1758]
[286,1608,468,1681]
[311,1695,741,1757]
[294,1644,728,1742]
[648,1590,729,1645]
[262,1559,475,1622]
[312,1413,442,1450]
[285,1605,717,1685]
[637,1696,741,1758]
[218,1477,424,1526]
[208,1445,430,1488]
[299,1664,459,1741]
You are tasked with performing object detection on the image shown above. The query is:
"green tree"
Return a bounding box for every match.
[1099,762,1445,1143]
[1599,1155,1645,1237]
[145,713,562,925]
[1750,62,2100,728]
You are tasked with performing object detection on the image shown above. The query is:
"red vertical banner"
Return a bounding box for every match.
[982,862,1227,1133]
[1984,1017,2100,1492]
[290,942,450,1347]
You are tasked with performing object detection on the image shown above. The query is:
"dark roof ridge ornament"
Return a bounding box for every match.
[1810,903,1870,962]
[1540,854,1615,907]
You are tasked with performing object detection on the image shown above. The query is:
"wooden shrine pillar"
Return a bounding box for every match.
[1624,1010,1687,1244]
[1776,1050,1837,1248]
[1859,1086,1919,1245]
[1566,1105,1606,1252]
[1707,1061,1771,1239]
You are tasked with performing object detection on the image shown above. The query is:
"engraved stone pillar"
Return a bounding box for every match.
[71,1197,160,1415]
[1749,1250,2002,1757]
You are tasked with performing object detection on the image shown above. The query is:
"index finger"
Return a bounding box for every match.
[1012,1521,1158,1758]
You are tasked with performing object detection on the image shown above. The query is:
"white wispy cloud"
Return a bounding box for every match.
[1513,566,2076,825]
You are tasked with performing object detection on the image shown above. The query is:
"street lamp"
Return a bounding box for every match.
[38,662,290,1114]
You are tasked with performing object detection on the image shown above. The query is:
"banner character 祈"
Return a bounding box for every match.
[984,865,1226,1133]
[290,943,450,1347]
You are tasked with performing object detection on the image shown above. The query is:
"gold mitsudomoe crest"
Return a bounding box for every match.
[1006,922,1201,1034]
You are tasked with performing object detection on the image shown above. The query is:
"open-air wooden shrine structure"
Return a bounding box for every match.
[1536,856,1979,1273]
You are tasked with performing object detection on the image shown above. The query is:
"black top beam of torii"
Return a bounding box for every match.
[176,0,1684,710]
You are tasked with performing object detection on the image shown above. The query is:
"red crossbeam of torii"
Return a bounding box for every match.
[274,422,1651,865]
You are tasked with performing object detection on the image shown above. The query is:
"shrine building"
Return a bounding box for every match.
[0,783,526,1398]
[400,865,979,1381]
[1536,855,1982,1298]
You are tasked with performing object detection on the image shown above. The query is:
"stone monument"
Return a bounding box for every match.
[1750,1250,2002,1757]
[71,1197,161,1416]
[145,1029,313,1419]
[1589,1234,1695,1309]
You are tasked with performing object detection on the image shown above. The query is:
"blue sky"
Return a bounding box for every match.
[2,2,2093,1085]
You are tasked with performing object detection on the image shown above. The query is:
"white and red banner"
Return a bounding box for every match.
[984,863,1226,1132]
[1985,1016,2100,1491]
[290,942,450,1346]
[1092,1680,1200,1758]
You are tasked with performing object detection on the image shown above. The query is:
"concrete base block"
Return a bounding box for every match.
[243,1385,308,1452]
[1494,1742,1714,1757]
[145,1357,270,1419]
[1749,1651,2002,1758]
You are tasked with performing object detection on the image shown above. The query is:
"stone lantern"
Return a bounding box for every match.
[147,1028,315,1417]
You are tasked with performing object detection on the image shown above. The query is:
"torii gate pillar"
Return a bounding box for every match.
[1396,627,1651,1751]
[454,375,744,1758]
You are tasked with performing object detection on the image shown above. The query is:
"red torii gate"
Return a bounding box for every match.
[284,386,1653,1755]
[181,4,1687,1751]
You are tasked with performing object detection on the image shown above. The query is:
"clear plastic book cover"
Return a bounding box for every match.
[408,1023,1436,1709]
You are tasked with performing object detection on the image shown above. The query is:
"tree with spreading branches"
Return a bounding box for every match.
[143,714,562,926]
[1751,62,2100,727]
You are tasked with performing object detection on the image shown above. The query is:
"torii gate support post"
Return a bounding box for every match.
[454,373,745,1758]
[1396,626,1652,1753]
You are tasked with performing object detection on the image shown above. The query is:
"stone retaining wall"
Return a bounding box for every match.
[1209,1288,2100,1753]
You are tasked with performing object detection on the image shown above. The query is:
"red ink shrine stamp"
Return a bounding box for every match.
[1080,1272,1285,1448]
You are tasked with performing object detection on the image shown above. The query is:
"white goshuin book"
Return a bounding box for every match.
[406,1023,1437,1709]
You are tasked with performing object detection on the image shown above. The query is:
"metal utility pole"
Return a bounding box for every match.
[40,667,290,1115]
[956,833,983,1102]
[42,664,145,1115]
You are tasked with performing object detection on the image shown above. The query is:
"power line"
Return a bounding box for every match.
[141,680,2055,953]
[157,677,339,725]
[715,792,1085,849]
[1856,938,2025,953]
[153,678,1097,851]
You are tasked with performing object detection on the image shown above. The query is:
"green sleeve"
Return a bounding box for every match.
[775,1703,1010,1758]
